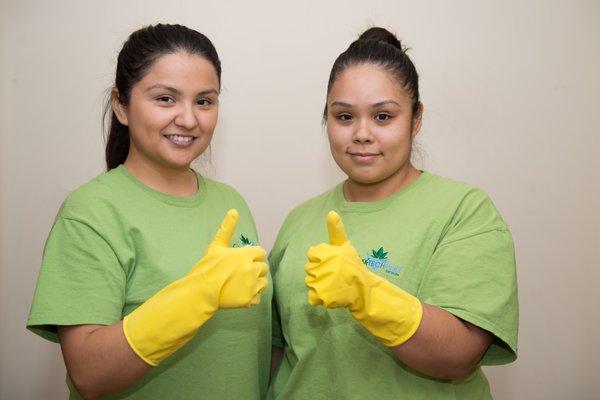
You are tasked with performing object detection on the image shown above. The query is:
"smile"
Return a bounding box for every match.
[164,134,197,146]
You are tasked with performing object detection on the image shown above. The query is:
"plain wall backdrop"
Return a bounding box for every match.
[1,0,599,399]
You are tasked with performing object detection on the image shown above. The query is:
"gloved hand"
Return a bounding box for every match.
[123,209,268,366]
[305,211,423,347]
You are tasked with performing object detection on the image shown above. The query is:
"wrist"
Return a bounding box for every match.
[349,279,423,347]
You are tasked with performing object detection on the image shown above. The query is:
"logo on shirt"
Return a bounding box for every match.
[233,234,256,247]
[362,247,402,276]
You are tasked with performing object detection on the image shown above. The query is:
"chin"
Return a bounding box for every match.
[347,173,384,186]
[159,157,195,171]
[347,166,405,186]
[161,152,202,170]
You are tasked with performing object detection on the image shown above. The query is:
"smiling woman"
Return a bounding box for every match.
[112,52,220,194]
[26,24,272,400]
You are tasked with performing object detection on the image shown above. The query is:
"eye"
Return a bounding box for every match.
[156,96,174,104]
[335,113,353,122]
[196,98,212,107]
[375,113,392,121]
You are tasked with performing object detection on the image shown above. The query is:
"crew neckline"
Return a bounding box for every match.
[333,171,432,213]
[116,164,206,207]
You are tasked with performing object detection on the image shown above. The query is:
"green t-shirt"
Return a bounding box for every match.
[268,172,518,400]
[27,165,272,400]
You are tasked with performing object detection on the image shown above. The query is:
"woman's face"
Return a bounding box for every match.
[114,51,220,171]
[326,63,421,186]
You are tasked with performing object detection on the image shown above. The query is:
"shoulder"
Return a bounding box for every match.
[201,176,253,214]
[202,176,246,201]
[422,172,510,240]
[284,187,337,231]
[422,172,500,210]
[58,168,126,221]
[422,172,487,200]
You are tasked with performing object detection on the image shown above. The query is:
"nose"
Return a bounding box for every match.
[174,104,198,130]
[352,118,373,144]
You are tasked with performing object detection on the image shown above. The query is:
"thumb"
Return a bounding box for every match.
[210,209,239,247]
[326,210,348,245]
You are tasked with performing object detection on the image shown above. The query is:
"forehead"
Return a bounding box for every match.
[329,63,411,104]
[137,51,219,90]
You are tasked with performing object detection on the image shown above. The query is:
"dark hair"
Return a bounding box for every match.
[323,27,420,121]
[103,24,221,170]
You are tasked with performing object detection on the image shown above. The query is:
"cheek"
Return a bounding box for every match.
[130,105,170,135]
[387,121,413,148]
[377,130,413,165]
[386,135,409,151]
[198,109,219,133]
[327,126,348,153]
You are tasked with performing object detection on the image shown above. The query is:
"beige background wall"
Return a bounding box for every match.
[1,1,599,399]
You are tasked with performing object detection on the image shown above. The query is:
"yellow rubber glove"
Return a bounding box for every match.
[123,209,268,366]
[305,211,423,347]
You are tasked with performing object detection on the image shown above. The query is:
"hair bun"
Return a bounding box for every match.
[357,27,402,50]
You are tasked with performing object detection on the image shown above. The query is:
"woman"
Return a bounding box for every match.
[269,27,518,399]
[27,24,271,399]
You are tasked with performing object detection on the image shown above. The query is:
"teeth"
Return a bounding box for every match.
[166,135,194,144]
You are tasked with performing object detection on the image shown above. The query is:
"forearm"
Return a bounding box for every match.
[58,321,151,399]
[390,303,493,380]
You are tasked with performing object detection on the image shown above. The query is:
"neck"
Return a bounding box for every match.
[123,150,198,197]
[343,164,421,202]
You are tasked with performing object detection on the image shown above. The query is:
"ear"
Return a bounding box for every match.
[111,88,129,126]
[411,102,423,138]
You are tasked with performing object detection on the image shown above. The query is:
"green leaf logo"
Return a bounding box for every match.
[373,247,388,259]
[240,235,252,245]
[362,246,401,276]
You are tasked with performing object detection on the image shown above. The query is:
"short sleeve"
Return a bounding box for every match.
[418,191,518,365]
[27,218,126,342]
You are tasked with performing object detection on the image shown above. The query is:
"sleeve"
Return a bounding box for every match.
[27,217,126,342]
[417,190,518,365]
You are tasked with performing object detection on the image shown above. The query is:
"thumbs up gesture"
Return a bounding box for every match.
[193,209,268,308]
[304,211,423,347]
[123,210,268,366]
[304,211,370,310]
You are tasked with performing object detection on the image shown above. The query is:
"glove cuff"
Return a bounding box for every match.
[350,277,423,347]
[122,274,219,366]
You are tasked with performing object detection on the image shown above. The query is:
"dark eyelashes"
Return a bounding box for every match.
[154,97,213,106]
[333,113,393,121]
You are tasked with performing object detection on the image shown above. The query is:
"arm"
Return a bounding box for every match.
[306,211,493,380]
[58,322,150,399]
[58,210,268,398]
[390,304,493,380]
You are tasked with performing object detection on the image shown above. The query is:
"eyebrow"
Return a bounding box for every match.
[145,84,219,96]
[373,100,400,107]
[329,100,400,108]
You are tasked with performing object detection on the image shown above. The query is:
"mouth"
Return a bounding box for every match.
[348,151,380,157]
[347,151,381,164]
[163,134,197,147]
